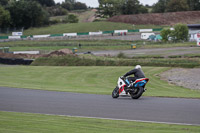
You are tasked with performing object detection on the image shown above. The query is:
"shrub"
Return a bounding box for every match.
[173,23,189,41]
[64,14,79,23]
[47,6,68,16]
[49,19,61,25]
[160,29,171,42]
[161,23,189,42]
[117,52,127,58]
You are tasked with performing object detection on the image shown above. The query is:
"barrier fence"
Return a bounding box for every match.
[0,28,163,40]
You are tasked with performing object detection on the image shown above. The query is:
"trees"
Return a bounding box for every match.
[166,0,189,12]
[8,0,49,29]
[161,24,189,42]
[152,0,169,13]
[0,5,10,28]
[47,6,68,16]
[152,0,199,13]
[0,0,8,6]
[173,23,188,41]
[62,1,73,11]
[160,29,171,42]
[187,0,200,11]
[62,0,87,11]
[25,0,55,7]
[98,0,120,17]
[122,0,147,15]
[98,0,148,17]
[74,2,87,10]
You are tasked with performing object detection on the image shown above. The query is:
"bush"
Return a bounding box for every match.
[47,6,68,16]
[173,23,189,41]
[160,29,171,42]
[161,23,189,42]
[117,52,128,58]
[49,19,61,25]
[64,14,79,23]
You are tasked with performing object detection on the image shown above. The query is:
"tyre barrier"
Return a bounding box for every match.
[0,58,34,65]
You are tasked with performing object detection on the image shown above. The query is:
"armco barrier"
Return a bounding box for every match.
[103,31,114,34]
[0,57,34,65]
[0,28,163,40]
[128,29,140,32]
[50,34,63,37]
[153,28,163,31]
[0,36,8,39]
[77,32,89,36]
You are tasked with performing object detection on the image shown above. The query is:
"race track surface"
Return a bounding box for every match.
[0,87,200,125]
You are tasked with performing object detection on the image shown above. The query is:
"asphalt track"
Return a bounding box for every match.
[0,87,200,126]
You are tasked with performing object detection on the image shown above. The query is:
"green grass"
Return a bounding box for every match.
[50,9,96,23]
[0,39,133,47]
[31,54,200,68]
[22,22,134,35]
[1,22,164,36]
[0,111,200,133]
[0,66,199,98]
[73,9,96,23]
[0,39,196,53]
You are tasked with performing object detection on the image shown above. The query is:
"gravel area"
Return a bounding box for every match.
[160,68,200,90]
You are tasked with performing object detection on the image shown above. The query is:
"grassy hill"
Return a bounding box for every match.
[50,9,97,23]
[23,22,164,36]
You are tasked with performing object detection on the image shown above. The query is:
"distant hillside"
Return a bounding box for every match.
[108,11,200,25]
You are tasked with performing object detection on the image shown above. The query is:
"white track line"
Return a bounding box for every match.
[2,111,200,126]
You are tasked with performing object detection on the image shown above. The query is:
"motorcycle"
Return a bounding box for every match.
[112,76,149,99]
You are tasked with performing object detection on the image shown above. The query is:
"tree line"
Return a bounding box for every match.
[0,0,87,29]
[98,0,148,17]
[152,0,200,13]
[98,0,200,17]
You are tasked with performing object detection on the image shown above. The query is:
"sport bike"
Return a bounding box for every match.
[112,76,149,99]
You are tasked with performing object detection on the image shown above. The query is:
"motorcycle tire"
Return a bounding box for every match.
[130,86,144,99]
[112,86,119,98]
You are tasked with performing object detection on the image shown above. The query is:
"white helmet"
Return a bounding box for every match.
[135,65,141,69]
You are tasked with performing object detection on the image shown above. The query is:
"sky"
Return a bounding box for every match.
[54,0,159,7]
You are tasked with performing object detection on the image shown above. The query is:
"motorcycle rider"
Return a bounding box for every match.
[123,65,145,87]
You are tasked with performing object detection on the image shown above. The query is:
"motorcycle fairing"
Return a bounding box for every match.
[134,78,149,87]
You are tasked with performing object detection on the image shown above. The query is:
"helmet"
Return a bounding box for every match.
[135,65,141,69]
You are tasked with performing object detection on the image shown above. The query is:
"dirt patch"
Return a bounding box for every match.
[0,48,73,59]
[160,68,200,90]
[108,11,200,25]
[44,48,73,57]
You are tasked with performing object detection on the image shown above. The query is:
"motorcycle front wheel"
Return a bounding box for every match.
[130,86,144,99]
[112,86,119,98]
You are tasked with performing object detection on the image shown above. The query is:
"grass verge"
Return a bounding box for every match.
[23,22,135,36]
[31,54,200,68]
[0,39,196,54]
[0,111,199,133]
[0,66,200,98]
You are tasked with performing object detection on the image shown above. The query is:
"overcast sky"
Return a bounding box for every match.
[54,0,158,7]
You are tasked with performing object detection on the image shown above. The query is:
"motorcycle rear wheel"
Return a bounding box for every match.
[130,86,144,99]
[112,86,119,98]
